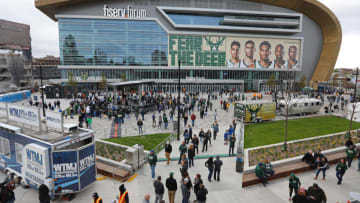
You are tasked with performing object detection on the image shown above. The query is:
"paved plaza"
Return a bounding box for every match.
[7,92,359,202]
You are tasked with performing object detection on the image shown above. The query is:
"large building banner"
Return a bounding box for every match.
[168,34,301,70]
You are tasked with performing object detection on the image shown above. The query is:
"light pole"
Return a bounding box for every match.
[40,63,46,117]
[177,60,181,140]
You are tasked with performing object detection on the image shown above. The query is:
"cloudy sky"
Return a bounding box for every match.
[0,0,359,68]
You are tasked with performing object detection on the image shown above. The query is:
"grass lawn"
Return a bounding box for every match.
[244,116,360,148]
[104,133,172,151]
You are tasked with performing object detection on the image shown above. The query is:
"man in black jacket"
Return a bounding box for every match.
[302,150,315,169]
[307,183,327,203]
[165,172,177,203]
[196,184,208,203]
[154,176,165,203]
[191,135,199,154]
[164,142,172,165]
[213,156,223,181]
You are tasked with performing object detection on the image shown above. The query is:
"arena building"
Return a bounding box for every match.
[36,0,341,93]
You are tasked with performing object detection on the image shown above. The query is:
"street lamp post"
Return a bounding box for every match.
[40,64,46,117]
[177,60,181,140]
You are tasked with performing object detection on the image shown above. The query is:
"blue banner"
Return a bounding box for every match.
[52,150,79,194]
[79,144,96,190]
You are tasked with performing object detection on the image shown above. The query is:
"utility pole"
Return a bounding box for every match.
[177,60,181,140]
[40,64,46,117]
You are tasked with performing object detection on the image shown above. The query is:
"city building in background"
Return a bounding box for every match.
[32,55,61,84]
[0,19,32,92]
[35,0,341,92]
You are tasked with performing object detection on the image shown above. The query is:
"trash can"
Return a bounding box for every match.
[236,146,244,173]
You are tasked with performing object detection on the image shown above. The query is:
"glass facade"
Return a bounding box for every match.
[168,14,223,26]
[59,18,298,92]
[59,18,168,66]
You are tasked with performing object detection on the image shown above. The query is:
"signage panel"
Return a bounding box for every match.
[53,150,79,194]
[169,34,302,70]
[7,104,40,127]
[46,111,63,130]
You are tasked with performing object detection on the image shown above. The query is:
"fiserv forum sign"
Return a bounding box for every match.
[103,5,146,18]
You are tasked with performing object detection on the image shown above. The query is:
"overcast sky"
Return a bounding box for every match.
[0,0,359,68]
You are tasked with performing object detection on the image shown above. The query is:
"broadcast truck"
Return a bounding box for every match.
[0,102,96,199]
[234,100,276,123]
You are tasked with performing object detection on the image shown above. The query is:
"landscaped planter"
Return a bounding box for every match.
[247,130,360,167]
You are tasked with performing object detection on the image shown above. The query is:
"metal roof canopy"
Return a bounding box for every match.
[107,80,155,87]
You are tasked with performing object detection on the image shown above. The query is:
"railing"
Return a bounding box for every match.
[152,132,177,155]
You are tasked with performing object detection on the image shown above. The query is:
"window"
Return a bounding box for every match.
[15,143,23,164]
[59,19,168,66]
[2,138,10,158]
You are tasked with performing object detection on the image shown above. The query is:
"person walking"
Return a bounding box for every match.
[164,141,172,165]
[117,184,129,203]
[153,176,165,203]
[288,173,301,201]
[188,125,193,141]
[307,183,326,203]
[188,144,195,168]
[212,121,219,140]
[92,192,102,203]
[181,178,191,203]
[193,174,203,198]
[213,156,223,181]
[191,113,196,127]
[202,132,209,152]
[158,115,162,128]
[205,157,214,182]
[199,129,205,145]
[166,172,177,203]
[229,134,236,156]
[152,113,156,128]
[39,184,51,203]
[196,184,208,203]
[335,158,348,185]
[346,144,356,167]
[214,109,217,121]
[184,129,190,144]
[314,157,328,180]
[163,113,168,129]
[137,119,144,134]
[148,150,158,180]
[180,154,189,177]
[206,129,212,147]
[179,141,187,164]
[191,135,199,155]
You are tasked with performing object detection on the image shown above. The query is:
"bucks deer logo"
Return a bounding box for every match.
[204,36,225,52]
[81,72,88,81]
[246,104,263,122]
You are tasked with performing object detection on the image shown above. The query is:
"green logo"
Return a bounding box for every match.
[81,72,88,81]
[204,36,225,52]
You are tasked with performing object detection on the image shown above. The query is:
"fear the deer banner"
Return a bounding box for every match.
[168,34,302,70]
[168,35,226,67]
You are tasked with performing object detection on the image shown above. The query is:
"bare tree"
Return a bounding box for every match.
[99,72,107,91]
[299,75,307,90]
[266,73,276,92]
[68,71,77,98]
